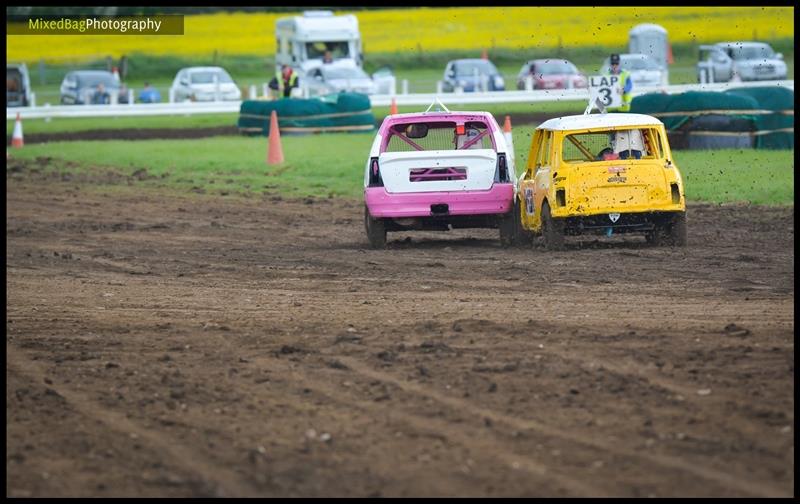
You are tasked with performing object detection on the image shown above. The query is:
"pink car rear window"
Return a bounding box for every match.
[383,120,495,153]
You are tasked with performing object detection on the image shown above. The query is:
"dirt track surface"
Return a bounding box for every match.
[6,158,794,497]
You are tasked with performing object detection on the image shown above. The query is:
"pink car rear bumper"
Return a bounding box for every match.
[365,184,514,218]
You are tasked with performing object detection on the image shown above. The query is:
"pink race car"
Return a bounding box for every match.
[364,107,517,248]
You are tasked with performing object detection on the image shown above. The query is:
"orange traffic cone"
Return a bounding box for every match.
[11,113,24,148]
[667,43,674,65]
[481,48,488,60]
[267,110,284,165]
[503,115,512,134]
[389,97,398,115]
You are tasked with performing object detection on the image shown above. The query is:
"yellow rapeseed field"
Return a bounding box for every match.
[7,7,794,63]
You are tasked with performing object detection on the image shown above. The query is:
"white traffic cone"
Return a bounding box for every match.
[11,113,24,148]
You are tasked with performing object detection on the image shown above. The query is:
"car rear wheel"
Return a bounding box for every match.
[364,206,386,249]
[541,201,565,251]
[664,212,688,247]
[498,207,516,248]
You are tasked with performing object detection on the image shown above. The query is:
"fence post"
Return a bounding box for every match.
[525,75,533,91]
[263,83,269,98]
[436,80,443,94]
[44,102,51,123]
[128,88,134,105]
[249,84,256,99]
[169,87,175,103]
[30,92,36,108]
[213,74,220,102]
[402,79,409,95]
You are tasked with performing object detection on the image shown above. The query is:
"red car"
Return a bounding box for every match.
[516,59,587,90]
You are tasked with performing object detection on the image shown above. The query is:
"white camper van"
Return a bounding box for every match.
[275,10,363,74]
[274,10,395,96]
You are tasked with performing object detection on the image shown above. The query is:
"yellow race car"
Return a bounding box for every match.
[516,113,686,249]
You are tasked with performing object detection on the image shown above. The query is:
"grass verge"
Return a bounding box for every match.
[6,135,794,205]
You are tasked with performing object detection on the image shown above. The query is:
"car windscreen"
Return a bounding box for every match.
[77,74,117,88]
[306,41,350,59]
[385,121,494,152]
[454,61,496,76]
[323,67,369,80]
[536,61,577,74]
[621,57,660,71]
[727,45,774,60]
[190,71,233,84]
[561,128,662,163]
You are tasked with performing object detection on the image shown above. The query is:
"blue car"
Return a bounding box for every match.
[442,59,505,93]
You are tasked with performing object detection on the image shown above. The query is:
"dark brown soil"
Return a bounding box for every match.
[6,156,794,497]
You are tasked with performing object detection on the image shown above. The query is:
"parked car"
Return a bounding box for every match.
[170,66,242,102]
[7,63,32,107]
[516,59,587,90]
[59,70,129,105]
[696,42,787,83]
[599,53,667,87]
[363,107,517,248]
[304,63,377,96]
[442,59,505,93]
[516,113,686,250]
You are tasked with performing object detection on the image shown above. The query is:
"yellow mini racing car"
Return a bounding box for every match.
[516,113,687,249]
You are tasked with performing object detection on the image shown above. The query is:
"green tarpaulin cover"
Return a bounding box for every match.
[237,92,375,135]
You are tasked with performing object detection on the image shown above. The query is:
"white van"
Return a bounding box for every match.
[274,10,395,96]
[275,10,363,74]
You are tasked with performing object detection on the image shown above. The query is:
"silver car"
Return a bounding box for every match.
[59,70,129,105]
[696,42,787,83]
[599,53,667,88]
[170,66,242,102]
[304,64,377,96]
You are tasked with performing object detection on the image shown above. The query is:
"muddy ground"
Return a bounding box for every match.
[6,157,794,497]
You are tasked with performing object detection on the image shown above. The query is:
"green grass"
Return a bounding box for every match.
[8,101,588,135]
[7,113,240,135]
[7,134,794,205]
[674,149,794,205]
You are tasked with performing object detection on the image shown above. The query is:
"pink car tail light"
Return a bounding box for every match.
[409,167,467,182]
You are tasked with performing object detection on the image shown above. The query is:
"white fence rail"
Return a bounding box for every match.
[7,80,793,120]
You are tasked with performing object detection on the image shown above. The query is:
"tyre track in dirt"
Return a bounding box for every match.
[6,160,794,497]
[246,354,605,497]
[329,355,788,498]
[6,343,264,497]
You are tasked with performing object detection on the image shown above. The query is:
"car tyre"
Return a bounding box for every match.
[364,206,386,249]
[665,211,688,247]
[541,201,565,251]
[644,225,663,247]
[514,198,534,247]
[498,204,518,248]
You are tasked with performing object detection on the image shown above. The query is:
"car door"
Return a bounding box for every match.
[176,70,189,100]
[520,129,553,231]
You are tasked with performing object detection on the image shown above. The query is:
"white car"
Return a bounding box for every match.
[302,61,396,97]
[697,42,787,82]
[305,64,376,96]
[600,53,667,87]
[170,66,242,102]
